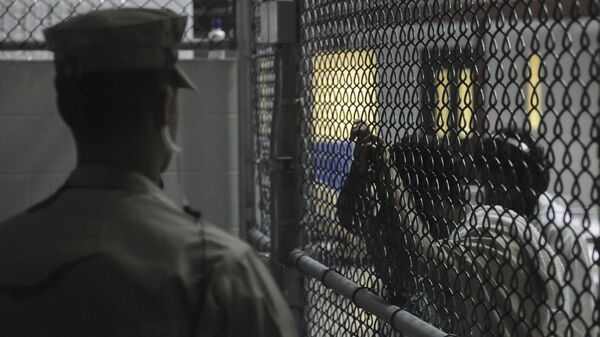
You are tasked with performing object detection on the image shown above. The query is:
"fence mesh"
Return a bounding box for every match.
[304,277,382,336]
[253,0,276,237]
[294,1,600,336]
[0,0,194,50]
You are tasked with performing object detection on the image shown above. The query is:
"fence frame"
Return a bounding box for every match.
[248,1,456,336]
[236,0,256,241]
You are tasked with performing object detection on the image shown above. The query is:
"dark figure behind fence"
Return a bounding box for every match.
[337,121,419,308]
[338,121,570,336]
[394,132,567,336]
[473,129,595,336]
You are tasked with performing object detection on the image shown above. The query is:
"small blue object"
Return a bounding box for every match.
[313,140,354,190]
[212,18,222,29]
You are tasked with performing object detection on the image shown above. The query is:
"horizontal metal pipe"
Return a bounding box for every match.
[249,233,451,336]
[290,249,451,337]
[247,228,272,252]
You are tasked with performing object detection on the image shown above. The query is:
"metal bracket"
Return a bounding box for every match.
[271,156,293,172]
[259,1,297,44]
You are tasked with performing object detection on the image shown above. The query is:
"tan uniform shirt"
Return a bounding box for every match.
[426,205,567,337]
[535,193,595,336]
[388,166,568,336]
[0,166,298,337]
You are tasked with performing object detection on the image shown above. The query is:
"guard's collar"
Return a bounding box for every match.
[66,165,163,196]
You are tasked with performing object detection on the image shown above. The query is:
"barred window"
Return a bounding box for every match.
[527,53,543,131]
[422,48,476,138]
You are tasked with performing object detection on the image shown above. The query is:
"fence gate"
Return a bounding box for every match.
[251,1,600,337]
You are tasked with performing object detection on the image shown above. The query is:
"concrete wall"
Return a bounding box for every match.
[0,59,240,233]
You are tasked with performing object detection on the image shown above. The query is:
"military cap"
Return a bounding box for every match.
[44,8,197,90]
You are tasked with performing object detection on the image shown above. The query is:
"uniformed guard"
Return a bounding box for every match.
[0,8,298,337]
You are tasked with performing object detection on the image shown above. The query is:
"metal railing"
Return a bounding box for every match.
[1,0,195,49]
[0,0,239,55]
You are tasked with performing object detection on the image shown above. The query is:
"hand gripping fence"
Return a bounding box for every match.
[251,1,600,337]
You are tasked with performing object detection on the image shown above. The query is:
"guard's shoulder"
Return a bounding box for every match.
[0,209,35,237]
[198,221,253,260]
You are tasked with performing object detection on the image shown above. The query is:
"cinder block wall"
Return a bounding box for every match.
[0,59,239,233]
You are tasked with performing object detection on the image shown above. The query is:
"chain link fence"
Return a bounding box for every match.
[253,0,276,237]
[0,0,194,47]
[252,1,600,336]
[0,0,195,59]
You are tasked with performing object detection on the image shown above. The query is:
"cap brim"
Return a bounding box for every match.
[173,65,198,91]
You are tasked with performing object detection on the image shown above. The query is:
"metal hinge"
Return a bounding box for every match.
[271,156,293,172]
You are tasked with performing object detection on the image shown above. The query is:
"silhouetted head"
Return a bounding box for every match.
[45,9,197,182]
[471,129,550,219]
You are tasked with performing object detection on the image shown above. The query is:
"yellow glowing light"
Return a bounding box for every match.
[435,68,450,138]
[457,68,474,139]
[527,53,542,131]
[311,50,379,141]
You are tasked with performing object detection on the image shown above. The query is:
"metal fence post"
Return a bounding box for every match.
[270,42,302,271]
[260,0,302,278]
[236,0,256,240]
[261,1,305,333]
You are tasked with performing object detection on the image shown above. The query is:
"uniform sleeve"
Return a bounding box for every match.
[336,150,400,236]
[196,249,298,337]
[544,222,593,336]
[441,207,567,336]
[336,164,376,236]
